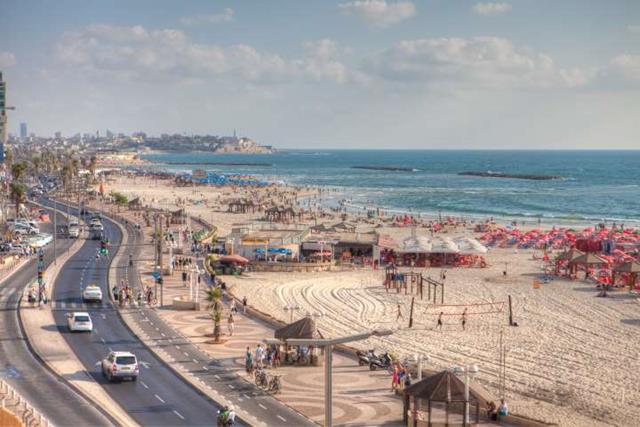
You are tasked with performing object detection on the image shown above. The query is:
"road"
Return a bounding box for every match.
[47,203,239,426]
[0,208,113,426]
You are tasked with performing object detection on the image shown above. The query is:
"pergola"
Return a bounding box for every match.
[403,370,486,426]
[554,248,585,275]
[568,252,610,279]
[612,261,640,289]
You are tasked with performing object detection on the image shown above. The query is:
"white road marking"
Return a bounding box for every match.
[173,410,185,420]
[161,333,166,337]
[228,384,235,389]
[100,338,105,344]
[277,415,287,422]
[154,394,165,403]
[183,352,189,357]
[243,394,251,400]
[175,345,180,349]
[140,381,149,389]
[258,403,267,410]
[214,374,220,380]
[192,359,198,364]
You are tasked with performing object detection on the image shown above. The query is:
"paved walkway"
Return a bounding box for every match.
[103,203,405,426]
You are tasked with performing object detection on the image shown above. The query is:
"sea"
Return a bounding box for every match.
[141,150,640,227]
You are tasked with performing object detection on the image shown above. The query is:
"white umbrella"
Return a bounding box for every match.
[399,236,432,253]
[454,237,488,254]
[431,236,459,254]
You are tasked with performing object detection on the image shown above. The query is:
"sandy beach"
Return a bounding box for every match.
[102,173,640,427]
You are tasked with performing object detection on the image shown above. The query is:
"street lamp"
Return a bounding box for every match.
[451,363,479,425]
[286,328,393,427]
[283,304,301,323]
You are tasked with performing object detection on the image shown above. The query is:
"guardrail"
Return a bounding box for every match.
[0,378,52,427]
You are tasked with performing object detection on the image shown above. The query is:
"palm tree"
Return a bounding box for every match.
[205,286,223,342]
[11,161,27,182]
[10,182,26,218]
[89,155,97,179]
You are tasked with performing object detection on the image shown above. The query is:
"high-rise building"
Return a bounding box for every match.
[0,72,7,161]
[20,122,27,139]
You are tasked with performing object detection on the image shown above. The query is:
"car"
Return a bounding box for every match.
[89,221,103,231]
[68,225,80,238]
[12,223,39,235]
[67,312,93,332]
[101,351,139,382]
[82,284,103,303]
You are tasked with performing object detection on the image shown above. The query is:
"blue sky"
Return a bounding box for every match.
[1,0,639,148]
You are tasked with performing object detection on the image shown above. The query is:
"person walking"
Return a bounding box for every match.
[396,303,403,322]
[227,313,235,336]
[255,344,265,369]
[461,308,468,331]
[436,312,444,330]
[182,271,188,287]
[242,296,248,314]
[245,346,253,374]
[230,299,237,314]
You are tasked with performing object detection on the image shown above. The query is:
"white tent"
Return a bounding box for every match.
[430,236,460,254]
[399,236,432,253]
[454,237,488,254]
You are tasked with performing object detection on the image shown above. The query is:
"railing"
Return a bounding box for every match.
[0,378,52,427]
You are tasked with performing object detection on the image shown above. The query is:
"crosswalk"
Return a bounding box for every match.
[50,301,113,310]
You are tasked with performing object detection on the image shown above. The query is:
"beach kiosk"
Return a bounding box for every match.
[267,317,324,366]
[404,370,487,426]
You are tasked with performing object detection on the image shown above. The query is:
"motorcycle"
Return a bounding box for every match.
[356,349,378,366]
[217,407,235,426]
[369,352,392,371]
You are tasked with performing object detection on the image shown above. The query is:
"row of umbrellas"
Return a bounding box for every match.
[397,236,488,254]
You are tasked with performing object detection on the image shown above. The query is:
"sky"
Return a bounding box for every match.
[0,0,639,149]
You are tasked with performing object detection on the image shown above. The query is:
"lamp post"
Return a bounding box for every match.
[286,329,393,427]
[283,304,301,323]
[451,363,479,425]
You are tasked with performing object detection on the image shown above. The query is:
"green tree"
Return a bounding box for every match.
[11,161,28,182]
[205,286,223,342]
[111,191,128,206]
[10,182,27,218]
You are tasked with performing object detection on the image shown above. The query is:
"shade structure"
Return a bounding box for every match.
[405,370,486,402]
[399,236,432,253]
[454,237,488,254]
[274,317,322,340]
[613,261,640,274]
[430,236,460,254]
[555,248,585,262]
[218,254,249,265]
[569,252,611,266]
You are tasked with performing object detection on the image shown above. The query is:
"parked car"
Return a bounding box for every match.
[101,351,139,382]
[67,312,93,332]
[82,284,103,303]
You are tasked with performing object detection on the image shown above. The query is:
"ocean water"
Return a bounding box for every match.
[141,150,640,225]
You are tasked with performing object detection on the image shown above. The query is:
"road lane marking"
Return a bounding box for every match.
[243,394,251,400]
[140,381,149,389]
[202,366,209,371]
[154,394,165,403]
[228,384,235,389]
[192,359,198,364]
[277,415,287,422]
[214,374,220,380]
[258,403,267,410]
[173,410,185,420]
[183,352,189,357]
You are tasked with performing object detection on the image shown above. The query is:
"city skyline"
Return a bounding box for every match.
[0,0,639,149]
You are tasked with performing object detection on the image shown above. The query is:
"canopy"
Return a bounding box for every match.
[569,252,610,266]
[218,254,249,265]
[404,370,487,403]
[613,261,640,273]
[454,237,488,254]
[555,248,585,262]
[274,317,322,340]
[399,236,432,253]
[430,236,460,254]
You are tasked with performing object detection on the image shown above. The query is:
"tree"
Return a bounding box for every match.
[89,155,97,179]
[111,191,128,207]
[11,161,27,182]
[10,182,26,218]
[205,286,223,342]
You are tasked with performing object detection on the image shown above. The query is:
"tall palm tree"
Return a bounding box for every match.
[205,286,223,342]
[11,161,27,182]
[10,182,26,218]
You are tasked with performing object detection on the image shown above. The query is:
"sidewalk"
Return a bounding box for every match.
[101,202,405,426]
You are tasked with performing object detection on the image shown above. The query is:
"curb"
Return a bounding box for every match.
[18,201,138,427]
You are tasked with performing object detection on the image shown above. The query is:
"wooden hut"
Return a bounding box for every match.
[274,317,323,366]
[228,199,257,214]
[265,206,302,223]
[404,370,486,426]
[612,261,640,289]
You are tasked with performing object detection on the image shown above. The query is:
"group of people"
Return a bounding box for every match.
[391,364,412,392]
[112,280,154,307]
[173,256,194,271]
[245,344,281,374]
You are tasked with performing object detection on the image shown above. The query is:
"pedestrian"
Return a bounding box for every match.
[242,296,247,314]
[436,312,444,330]
[391,366,399,391]
[396,302,403,321]
[230,299,237,314]
[227,313,235,336]
[461,307,467,331]
[245,346,253,374]
[255,344,265,368]
[182,271,188,287]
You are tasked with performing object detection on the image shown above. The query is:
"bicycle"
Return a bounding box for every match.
[254,368,268,388]
[267,374,282,394]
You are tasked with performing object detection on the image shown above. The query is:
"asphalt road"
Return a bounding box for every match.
[0,208,113,426]
[48,205,238,426]
[119,221,316,426]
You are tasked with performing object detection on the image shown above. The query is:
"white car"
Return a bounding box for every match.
[82,284,103,303]
[101,351,139,382]
[67,312,93,332]
[68,225,80,238]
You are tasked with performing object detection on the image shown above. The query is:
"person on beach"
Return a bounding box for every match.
[391,366,399,391]
[242,296,247,314]
[461,308,468,331]
[436,312,444,330]
[227,313,235,336]
[396,303,403,322]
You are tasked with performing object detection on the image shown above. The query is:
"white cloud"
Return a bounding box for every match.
[606,54,640,82]
[338,0,416,28]
[0,51,17,67]
[364,37,580,90]
[180,8,234,25]
[54,24,358,85]
[472,2,512,16]
[627,24,640,34]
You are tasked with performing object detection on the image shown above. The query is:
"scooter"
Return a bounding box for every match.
[356,349,377,366]
[369,352,392,371]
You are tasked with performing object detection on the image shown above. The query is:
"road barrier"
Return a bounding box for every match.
[0,378,52,427]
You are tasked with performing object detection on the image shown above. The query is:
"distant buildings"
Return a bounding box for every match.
[0,72,6,161]
[20,122,27,139]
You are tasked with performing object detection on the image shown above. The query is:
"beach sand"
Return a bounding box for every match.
[103,174,640,427]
